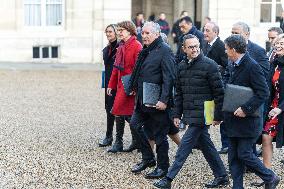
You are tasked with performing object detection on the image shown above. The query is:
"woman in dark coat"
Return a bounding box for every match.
[107,21,142,153]
[262,34,284,168]
[98,24,119,147]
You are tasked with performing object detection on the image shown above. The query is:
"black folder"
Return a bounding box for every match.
[143,82,161,107]
[121,74,132,96]
[222,84,260,117]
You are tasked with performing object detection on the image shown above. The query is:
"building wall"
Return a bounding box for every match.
[0,0,279,64]
[0,0,131,64]
[209,0,275,48]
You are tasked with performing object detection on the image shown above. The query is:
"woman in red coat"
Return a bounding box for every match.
[107,21,142,153]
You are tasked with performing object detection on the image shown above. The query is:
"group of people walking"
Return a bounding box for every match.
[98,13,284,189]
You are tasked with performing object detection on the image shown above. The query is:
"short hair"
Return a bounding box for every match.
[179,16,193,24]
[142,21,161,34]
[180,10,188,17]
[268,27,283,35]
[207,21,219,35]
[117,21,137,36]
[105,24,118,35]
[205,16,211,21]
[233,21,250,33]
[182,34,200,45]
[224,35,247,54]
[136,12,143,16]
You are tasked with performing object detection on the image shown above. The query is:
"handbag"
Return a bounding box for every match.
[101,70,105,88]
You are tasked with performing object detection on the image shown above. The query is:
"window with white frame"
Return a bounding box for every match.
[24,0,63,26]
[260,0,282,23]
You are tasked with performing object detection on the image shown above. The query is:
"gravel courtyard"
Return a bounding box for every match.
[0,69,283,189]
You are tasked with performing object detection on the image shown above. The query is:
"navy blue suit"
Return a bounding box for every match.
[224,52,275,188]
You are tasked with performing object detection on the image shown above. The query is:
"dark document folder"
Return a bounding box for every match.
[121,74,132,96]
[222,84,260,117]
[143,82,161,107]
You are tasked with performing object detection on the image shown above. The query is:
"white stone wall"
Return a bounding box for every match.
[0,0,131,64]
[208,0,277,48]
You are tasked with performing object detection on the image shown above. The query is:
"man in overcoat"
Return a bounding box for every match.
[223,35,280,189]
[128,21,176,179]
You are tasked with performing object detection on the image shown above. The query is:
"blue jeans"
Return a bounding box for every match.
[167,126,227,179]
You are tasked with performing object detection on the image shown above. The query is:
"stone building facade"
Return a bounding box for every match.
[0,0,282,64]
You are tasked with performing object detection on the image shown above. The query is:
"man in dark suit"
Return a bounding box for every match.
[223,35,279,189]
[154,34,228,189]
[231,22,270,156]
[203,21,229,154]
[175,16,204,63]
[129,21,176,179]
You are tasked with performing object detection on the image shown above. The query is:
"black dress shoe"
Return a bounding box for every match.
[131,159,156,173]
[153,177,171,189]
[205,176,229,188]
[218,147,228,154]
[265,176,280,189]
[98,137,113,147]
[145,167,167,179]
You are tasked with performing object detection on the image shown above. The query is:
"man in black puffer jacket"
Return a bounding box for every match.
[154,34,228,189]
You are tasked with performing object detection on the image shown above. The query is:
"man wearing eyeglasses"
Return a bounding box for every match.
[154,34,228,189]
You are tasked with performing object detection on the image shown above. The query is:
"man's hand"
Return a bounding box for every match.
[129,91,136,96]
[173,118,180,128]
[234,107,246,117]
[107,88,112,96]
[269,107,282,119]
[156,101,167,110]
[212,121,222,126]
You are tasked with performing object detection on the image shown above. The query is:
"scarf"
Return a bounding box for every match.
[113,36,136,70]
[129,36,163,91]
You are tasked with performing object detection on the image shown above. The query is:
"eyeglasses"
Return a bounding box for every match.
[185,45,199,49]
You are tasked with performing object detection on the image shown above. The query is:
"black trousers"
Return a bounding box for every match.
[130,107,171,171]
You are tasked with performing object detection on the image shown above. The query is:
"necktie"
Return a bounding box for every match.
[204,43,211,55]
